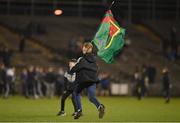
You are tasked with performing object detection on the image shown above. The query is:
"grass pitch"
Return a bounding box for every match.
[0,96,180,122]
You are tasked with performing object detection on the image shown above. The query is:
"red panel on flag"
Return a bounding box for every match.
[102,10,116,23]
[109,21,119,37]
[102,16,116,23]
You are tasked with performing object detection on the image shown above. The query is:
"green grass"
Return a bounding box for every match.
[0,96,180,122]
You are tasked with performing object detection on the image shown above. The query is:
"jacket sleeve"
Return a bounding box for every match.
[84,63,97,71]
[70,59,84,73]
[70,58,97,73]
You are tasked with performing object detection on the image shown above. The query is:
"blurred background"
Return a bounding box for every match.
[0,0,179,99]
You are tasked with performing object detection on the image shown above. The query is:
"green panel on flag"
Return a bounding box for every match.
[92,10,126,63]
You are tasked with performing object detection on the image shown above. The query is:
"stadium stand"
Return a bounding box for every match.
[0,15,179,96]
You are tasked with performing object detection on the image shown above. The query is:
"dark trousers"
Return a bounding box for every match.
[164,89,170,102]
[87,84,100,108]
[74,82,101,112]
[75,82,94,94]
[60,90,81,112]
[4,82,10,98]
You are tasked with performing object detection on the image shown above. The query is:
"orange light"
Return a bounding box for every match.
[54,9,63,16]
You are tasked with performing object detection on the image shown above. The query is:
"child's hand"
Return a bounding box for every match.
[69,62,76,69]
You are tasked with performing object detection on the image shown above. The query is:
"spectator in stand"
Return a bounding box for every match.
[19,36,26,53]
[0,45,5,63]
[162,38,169,57]
[76,36,84,58]
[1,46,13,67]
[170,26,178,60]
[68,37,78,59]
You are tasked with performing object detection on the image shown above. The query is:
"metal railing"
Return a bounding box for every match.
[0,0,179,22]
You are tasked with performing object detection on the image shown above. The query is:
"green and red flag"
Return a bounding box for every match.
[92,10,125,63]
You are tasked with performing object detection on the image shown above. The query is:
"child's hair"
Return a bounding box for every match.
[70,59,77,62]
[83,42,93,53]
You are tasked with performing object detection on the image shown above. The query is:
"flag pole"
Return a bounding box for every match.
[109,1,115,10]
[91,1,115,43]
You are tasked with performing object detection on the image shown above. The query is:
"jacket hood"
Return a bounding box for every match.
[84,53,96,63]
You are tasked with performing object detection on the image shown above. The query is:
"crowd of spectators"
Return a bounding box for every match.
[0,63,65,99]
[0,61,111,99]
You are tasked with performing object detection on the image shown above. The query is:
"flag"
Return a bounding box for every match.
[92,10,125,63]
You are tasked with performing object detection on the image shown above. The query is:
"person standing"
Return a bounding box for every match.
[57,59,81,116]
[0,63,6,96]
[134,66,144,100]
[27,66,38,99]
[35,66,44,98]
[4,66,16,98]
[56,67,65,96]
[21,68,28,97]
[162,67,171,103]
[44,67,56,98]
